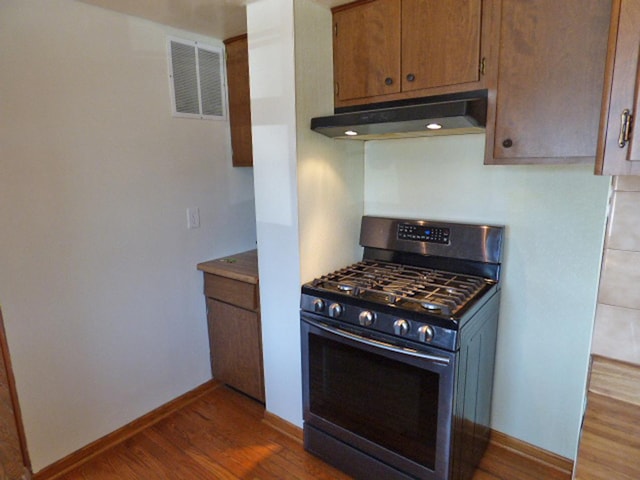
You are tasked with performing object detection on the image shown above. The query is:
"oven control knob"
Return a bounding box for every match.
[358,311,375,327]
[418,325,435,343]
[313,299,325,313]
[328,303,343,318]
[393,319,410,336]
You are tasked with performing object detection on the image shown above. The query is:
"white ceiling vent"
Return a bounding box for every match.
[168,37,226,120]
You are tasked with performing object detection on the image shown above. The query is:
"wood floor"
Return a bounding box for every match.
[53,383,570,480]
[573,356,640,479]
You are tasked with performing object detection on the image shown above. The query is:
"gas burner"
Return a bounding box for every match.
[338,284,356,294]
[421,302,443,312]
[310,259,492,317]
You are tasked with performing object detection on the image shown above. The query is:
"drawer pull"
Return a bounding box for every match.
[619,109,633,148]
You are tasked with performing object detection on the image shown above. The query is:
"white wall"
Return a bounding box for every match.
[294,0,364,282]
[248,0,304,424]
[0,0,256,471]
[247,0,364,426]
[364,134,610,459]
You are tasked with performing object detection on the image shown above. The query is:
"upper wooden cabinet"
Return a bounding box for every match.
[484,0,610,165]
[332,0,495,108]
[224,35,253,167]
[596,0,640,175]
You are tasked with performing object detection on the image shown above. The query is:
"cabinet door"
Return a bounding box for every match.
[333,0,402,103]
[207,299,264,402]
[0,309,31,479]
[596,0,640,175]
[486,0,610,164]
[225,35,253,167]
[401,0,482,92]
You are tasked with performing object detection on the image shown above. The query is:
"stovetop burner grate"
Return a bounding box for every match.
[311,260,491,316]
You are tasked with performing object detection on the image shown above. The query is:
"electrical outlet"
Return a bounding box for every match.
[187,207,200,229]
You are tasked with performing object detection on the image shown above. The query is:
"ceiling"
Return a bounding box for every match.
[78,0,346,40]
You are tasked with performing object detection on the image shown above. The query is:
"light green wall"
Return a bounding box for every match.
[364,134,611,459]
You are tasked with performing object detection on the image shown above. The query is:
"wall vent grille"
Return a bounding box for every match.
[168,37,226,120]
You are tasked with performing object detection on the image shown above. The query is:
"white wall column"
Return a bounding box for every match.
[247,0,303,424]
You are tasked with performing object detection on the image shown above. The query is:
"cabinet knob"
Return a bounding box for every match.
[502,138,513,148]
[406,73,415,82]
[384,77,393,86]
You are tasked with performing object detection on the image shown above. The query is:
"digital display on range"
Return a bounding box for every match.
[398,223,450,244]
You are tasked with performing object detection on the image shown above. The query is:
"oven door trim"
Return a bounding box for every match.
[301,314,457,480]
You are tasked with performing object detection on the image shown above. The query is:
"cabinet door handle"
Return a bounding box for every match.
[502,138,513,148]
[406,73,415,82]
[619,109,633,148]
[384,77,393,86]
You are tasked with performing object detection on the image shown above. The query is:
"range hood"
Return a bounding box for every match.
[310,91,487,140]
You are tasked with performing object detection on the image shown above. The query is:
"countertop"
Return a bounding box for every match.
[197,249,258,284]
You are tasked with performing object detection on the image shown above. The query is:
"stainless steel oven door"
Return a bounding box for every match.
[301,314,456,480]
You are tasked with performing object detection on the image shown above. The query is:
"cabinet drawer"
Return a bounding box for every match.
[203,273,258,311]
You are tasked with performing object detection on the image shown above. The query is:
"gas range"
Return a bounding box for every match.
[300,215,506,480]
[301,260,496,351]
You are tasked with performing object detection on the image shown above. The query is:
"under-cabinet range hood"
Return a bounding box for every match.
[310,91,487,140]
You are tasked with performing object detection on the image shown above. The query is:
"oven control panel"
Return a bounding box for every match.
[397,223,450,244]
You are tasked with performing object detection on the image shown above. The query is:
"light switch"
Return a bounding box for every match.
[187,207,200,229]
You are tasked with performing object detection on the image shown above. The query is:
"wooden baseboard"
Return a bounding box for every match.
[490,429,574,477]
[33,380,221,480]
[262,411,303,443]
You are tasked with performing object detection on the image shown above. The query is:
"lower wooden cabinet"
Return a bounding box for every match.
[206,298,264,402]
[197,251,264,403]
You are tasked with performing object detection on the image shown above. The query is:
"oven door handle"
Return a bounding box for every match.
[305,318,451,366]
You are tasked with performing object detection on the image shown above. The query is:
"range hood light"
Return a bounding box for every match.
[426,123,442,130]
[344,130,359,136]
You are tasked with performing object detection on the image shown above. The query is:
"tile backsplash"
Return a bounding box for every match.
[593,177,640,365]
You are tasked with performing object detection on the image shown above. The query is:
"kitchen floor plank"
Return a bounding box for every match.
[574,391,640,480]
[53,385,569,480]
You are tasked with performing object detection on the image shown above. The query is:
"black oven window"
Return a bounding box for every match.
[309,333,439,470]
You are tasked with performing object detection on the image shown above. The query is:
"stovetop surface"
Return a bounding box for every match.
[304,259,493,318]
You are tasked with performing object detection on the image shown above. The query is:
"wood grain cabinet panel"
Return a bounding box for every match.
[203,273,258,311]
[0,308,31,480]
[401,0,481,92]
[224,35,253,167]
[485,0,610,165]
[333,0,492,108]
[596,0,640,175]
[206,299,264,403]
[333,0,402,102]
